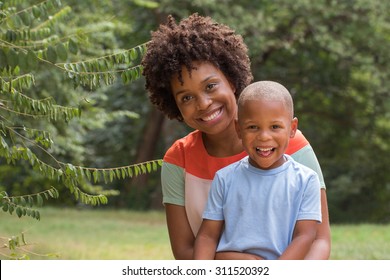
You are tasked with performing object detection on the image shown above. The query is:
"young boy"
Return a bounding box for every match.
[193,81,322,260]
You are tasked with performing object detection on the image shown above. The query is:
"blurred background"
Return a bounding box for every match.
[1,0,389,226]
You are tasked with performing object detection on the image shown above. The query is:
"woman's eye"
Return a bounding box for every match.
[182,95,192,102]
[206,83,217,91]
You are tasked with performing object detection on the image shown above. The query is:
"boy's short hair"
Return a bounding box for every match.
[141,13,253,121]
[238,81,294,118]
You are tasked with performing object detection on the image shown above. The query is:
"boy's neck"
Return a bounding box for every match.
[249,155,288,170]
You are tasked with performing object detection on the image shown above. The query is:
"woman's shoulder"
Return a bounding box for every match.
[163,130,203,165]
[285,129,309,155]
[165,130,201,154]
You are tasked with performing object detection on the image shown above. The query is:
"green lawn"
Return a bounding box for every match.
[1,207,389,260]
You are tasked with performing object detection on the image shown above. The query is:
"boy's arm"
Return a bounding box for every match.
[278,220,318,260]
[193,219,224,260]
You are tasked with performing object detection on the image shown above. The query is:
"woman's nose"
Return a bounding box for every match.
[196,94,212,110]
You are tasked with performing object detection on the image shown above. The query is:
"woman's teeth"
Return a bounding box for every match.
[202,109,221,121]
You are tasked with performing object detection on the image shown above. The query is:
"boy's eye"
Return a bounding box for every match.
[248,125,258,130]
[272,125,280,129]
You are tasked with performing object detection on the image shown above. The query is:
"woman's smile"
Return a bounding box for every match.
[199,107,223,122]
[171,62,237,135]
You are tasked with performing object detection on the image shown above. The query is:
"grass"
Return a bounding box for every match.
[329,224,390,259]
[0,207,173,260]
[1,207,389,260]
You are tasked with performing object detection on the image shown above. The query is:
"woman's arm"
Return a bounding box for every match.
[194,219,224,260]
[165,203,195,260]
[289,137,331,259]
[305,189,331,259]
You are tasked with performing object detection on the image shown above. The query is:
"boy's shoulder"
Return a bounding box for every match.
[287,155,319,178]
[216,156,247,176]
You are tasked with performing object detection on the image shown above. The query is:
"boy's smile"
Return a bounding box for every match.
[236,99,297,170]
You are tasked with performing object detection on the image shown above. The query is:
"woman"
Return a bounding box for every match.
[141,13,330,260]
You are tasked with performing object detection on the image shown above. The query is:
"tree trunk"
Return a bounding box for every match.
[124,107,165,209]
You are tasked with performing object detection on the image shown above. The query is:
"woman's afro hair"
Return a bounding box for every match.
[141,13,253,121]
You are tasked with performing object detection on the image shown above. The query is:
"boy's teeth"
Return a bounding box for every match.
[256,147,274,157]
[256,147,272,152]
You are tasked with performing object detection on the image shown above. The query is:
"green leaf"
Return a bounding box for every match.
[20,197,27,207]
[20,11,31,26]
[152,161,157,171]
[85,169,91,181]
[46,46,57,63]
[121,71,128,84]
[16,207,23,218]
[28,196,34,207]
[146,162,151,173]
[56,43,68,61]
[7,49,18,68]
[68,39,78,54]
[129,48,138,60]
[36,194,43,207]
[32,5,42,18]
[115,168,121,179]
[0,48,6,68]
[8,204,14,214]
[121,168,126,179]
[93,169,99,183]
[109,170,115,182]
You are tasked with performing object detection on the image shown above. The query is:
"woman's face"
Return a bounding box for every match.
[170,62,237,135]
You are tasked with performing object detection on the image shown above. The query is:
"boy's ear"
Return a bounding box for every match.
[234,118,241,139]
[290,117,298,138]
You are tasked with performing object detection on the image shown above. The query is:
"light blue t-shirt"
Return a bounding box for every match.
[203,155,322,260]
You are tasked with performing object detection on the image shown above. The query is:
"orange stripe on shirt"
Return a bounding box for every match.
[285,129,309,155]
[164,129,309,180]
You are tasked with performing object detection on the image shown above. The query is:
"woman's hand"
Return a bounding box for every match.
[215,251,263,260]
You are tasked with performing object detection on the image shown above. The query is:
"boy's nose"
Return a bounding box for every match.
[257,130,271,141]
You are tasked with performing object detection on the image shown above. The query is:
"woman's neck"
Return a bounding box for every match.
[201,125,244,157]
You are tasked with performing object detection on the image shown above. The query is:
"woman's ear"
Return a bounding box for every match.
[290,117,298,138]
[229,81,236,96]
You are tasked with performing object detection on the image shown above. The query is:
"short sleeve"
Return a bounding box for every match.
[298,173,322,223]
[290,145,326,189]
[161,162,185,206]
[202,173,225,221]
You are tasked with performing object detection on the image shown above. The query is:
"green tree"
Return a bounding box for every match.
[135,0,390,222]
[0,0,161,223]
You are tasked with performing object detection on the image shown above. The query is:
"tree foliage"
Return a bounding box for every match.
[1,0,389,226]
[0,0,161,221]
[148,0,390,223]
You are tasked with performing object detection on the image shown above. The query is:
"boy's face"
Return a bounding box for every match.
[235,99,298,170]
